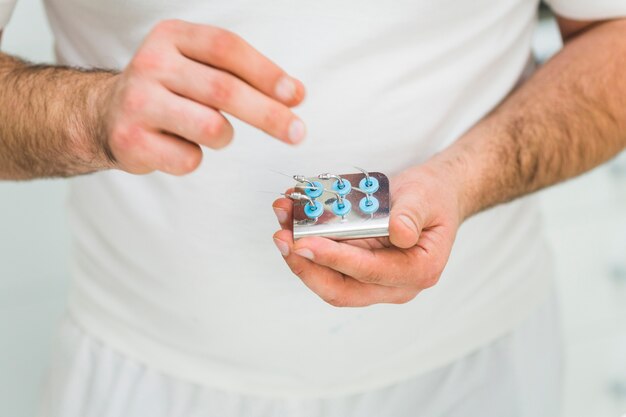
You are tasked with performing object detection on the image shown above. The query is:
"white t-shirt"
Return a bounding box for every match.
[2,0,625,398]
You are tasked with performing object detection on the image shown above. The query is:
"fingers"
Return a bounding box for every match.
[291,237,427,287]
[111,129,203,176]
[110,19,307,175]
[272,229,412,307]
[270,205,422,305]
[389,185,424,249]
[271,196,425,287]
[146,88,234,149]
[272,197,293,229]
[165,21,305,106]
[163,57,304,144]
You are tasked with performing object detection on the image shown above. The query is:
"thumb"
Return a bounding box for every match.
[389,190,423,249]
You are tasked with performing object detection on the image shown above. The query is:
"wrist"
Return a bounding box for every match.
[67,70,119,173]
[426,118,512,222]
[87,72,119,168]
[420,142,481,223]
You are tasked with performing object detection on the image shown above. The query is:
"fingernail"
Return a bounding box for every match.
[398,215,417,233]
[273,238,290,257]
[288,119,306,144]
[273,207,288,224]
[275,76,296,102]
[294,248,314,261]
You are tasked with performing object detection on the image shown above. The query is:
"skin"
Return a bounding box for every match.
[0,20,306,179]
[273,16,626,307]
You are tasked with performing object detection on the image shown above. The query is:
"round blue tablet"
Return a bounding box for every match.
[331,179,352,196]
[304,200,324,219]
[359,176,379,194]
[304,181,324,198]
[331,199,352,217]
[359,196,379,214]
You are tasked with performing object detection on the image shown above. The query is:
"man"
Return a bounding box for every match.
[0,0,624,415]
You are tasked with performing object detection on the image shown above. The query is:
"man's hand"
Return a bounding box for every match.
[272,165,463,307]
[0,20,305,179]
[100,20,306,175]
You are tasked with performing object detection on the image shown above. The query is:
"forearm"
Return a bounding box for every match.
[433,18,626,220]
[0,52,116,179]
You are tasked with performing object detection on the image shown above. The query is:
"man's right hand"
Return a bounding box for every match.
[98,19,306,175]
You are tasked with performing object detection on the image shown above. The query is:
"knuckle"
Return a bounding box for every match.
[320,249,339,267]
[421,271,441,289]
[289,260,306,278]
[206,74,234,105]
[207,28,237,59]
[324,293,349,308]
[412,271,441,290]
[176,148,203,175]
[131,50,178,78]
[110,124,144,154]
[262,104,287,134]
[202,115,225,139]
[208,121,234,149]
[167,155,201,176]
[131,49,162,74]
[157,57,181,78]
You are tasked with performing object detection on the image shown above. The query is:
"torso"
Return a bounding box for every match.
[44,0,553,396]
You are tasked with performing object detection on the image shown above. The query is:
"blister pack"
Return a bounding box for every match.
[284,168,391,241]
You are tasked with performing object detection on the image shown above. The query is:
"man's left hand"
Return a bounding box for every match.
[272,164,464,307]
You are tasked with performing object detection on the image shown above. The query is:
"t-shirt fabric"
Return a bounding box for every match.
[2,0,626,398]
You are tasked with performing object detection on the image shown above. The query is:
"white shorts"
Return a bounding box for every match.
[38,292,563,417]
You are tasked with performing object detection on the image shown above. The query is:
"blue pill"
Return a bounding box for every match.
[359,176,379,194]
[304,201,324,219]
[331,179,352,196]
[359,196,379,214]
[331,199,352,217]
[304,181,324,198]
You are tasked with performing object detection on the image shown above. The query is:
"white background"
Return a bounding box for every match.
[0,1,625,416]
[0,1,70,416]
